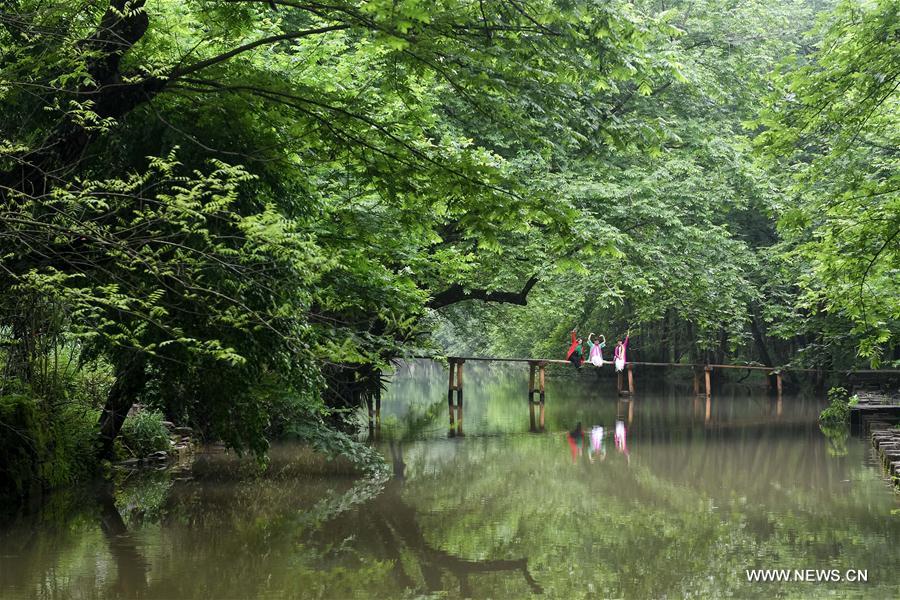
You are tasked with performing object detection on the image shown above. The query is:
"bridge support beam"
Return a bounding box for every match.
[539,363,545,429]
[528,362,537,403]
[447,359,464,434]
[529,398,536,430]
[539,363,546,405]
[704,366,712,398]
[448,359,455,427]
[457,360,464,433]
[527,361,545,431]
[618,364,634,396]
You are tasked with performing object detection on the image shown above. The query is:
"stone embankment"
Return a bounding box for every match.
[165,421,195,460]
[852,390,900,491]
[116,421,195,469]
[850,389,900,428]
[869,424,900,492]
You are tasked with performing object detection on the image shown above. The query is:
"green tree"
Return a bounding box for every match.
[0,0,677,470]
[758,0,900,365]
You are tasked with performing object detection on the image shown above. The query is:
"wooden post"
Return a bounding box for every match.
[529,400,536,431]
[693,369,700,396]
[528,361,536,431]
[528,362,536,403]
[776,372,783,398]
[538,401,545,430]
[447,359,456,427]
[704,366,712,398]
[617,370,623,394]
[628,396,634,425]
[627,363,635,394]
[705,394,711,423]
[539,363,546,405]
[538,362,546,431]
[456,360,464,434]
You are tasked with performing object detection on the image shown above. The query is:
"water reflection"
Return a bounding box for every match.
[2,362,899,599]
[374,442,543,596]
[96,485,149,597]
[588,425,606,464]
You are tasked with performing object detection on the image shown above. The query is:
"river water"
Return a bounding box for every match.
[1,361,898,598]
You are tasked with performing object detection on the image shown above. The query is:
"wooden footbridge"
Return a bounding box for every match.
[438,355,900,433]
[446,356,788,402]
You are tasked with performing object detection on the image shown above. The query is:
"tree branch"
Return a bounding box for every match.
[170,24,352,79]
[427,275,539,309]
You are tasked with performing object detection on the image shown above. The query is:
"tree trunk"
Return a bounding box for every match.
[97,350,147,459]
[750,311,775,367]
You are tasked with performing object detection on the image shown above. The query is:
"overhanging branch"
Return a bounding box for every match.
[170,24,351,78]
[427,275,538,309]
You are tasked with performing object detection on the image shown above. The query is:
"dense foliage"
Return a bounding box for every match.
[1,0,897,493]
[759,0,900,365]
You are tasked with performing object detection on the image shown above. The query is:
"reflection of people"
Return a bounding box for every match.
[566,329,584,368]
[587,333,606,367]
[588,426,606,463]
[566,422,584,462]
[614,420,628,459]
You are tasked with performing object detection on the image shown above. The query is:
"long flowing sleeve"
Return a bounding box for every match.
[566,331,578,359]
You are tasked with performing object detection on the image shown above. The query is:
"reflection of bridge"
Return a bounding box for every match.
[617,395,803,431]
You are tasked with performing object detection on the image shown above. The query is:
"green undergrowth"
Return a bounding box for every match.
[819,387,857,426]
[818,387,858,457]
[115,409,171,460]
[0,392,99,502]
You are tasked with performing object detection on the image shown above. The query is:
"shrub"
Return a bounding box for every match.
[0,392,43,499]
[117,409,170,459]
[819,387,857,426]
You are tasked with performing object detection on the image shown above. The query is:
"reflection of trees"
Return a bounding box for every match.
[96,485,149,598]
[395,432,900,598]
[330,441,543,595]
[4,427,898,599]
[0,485,152,599]
[819,423,849,457]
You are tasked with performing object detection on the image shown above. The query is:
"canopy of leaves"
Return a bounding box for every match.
[0,0,688,460]
[758,0,900,365]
